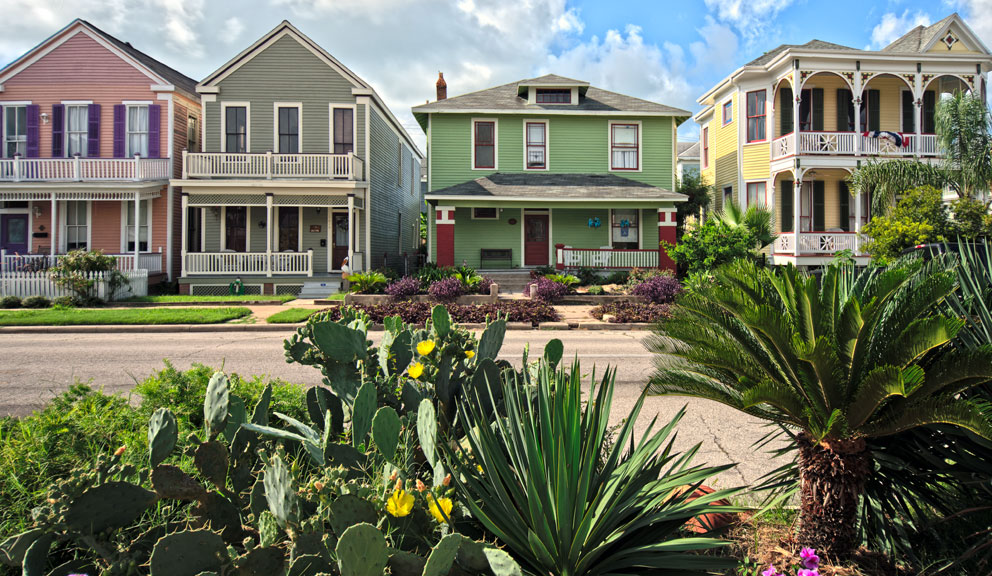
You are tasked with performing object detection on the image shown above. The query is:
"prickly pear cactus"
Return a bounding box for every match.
[351,379,375,448]
[329,494,376,537]
[422,533,463,576]
[149,529,228,576]
[335,523,387,576]
[417,401,437,466]
[64,482,158,534]
[150,464,207,501]
[371,406,401,462]
[263,450,297,528]
[204,372,230,440]
[477,318,507,360]
[148,407,178,468]
[431,305,451,337]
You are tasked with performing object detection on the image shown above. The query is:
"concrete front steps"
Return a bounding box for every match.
[297,278,342,299]
[478,270,533,294]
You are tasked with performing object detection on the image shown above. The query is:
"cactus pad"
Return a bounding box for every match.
[148,407,178,468]
[149,529,228,576]
[264,452,297,528]
[351,380,375,448]
[422,533,463,576]
[193,441,229,489]
[151,464,207,501]
[335,523,387,576]
[417,401,437,466]
[329,494,376,537]
[371,406,401,462]
[204,372,230,439]
[64,482,158,534]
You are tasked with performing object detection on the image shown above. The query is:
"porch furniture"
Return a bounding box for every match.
[480,248,513,268]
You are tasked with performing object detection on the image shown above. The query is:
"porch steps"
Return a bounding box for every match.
[297,280,342,299]
[479,270,533,295]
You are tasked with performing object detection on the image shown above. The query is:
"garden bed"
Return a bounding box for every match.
[121,294,296,306]
[590,301,672,323]
[345,284,498,306]
[317,300,558,325]
[0,307,252,326]
[559,294,643,304]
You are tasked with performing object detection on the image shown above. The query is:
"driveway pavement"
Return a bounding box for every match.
[0,330,782,488]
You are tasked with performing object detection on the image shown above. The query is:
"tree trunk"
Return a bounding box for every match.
[796,433,870,557]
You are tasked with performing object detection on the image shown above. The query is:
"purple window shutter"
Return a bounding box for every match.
[148,104,161,158]
[87,104,101,157]
[25,105,40,158]
[113,104,126,158]
[51,104,65,157]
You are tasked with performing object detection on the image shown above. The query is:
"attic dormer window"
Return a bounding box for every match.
[536,89,571,104]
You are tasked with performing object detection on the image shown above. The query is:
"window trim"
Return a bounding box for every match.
[609,208,641,249]
[220,101,251,153]
[124,103,151,158]
[328,103,357,156]
[63,102,90,158]
[722,100,733,126]
[702,126,709,169]
[608,120,641,172]
[745,181,768,208]
[745,90,767,143]
[472,207,499,220]
[186,114,199,152]
[471,118,498,170]
[120,198,154,253]
[1,103,30,159]
[535,88,571,104]
[273,102,302,154]
[59,200,91,252]
[523,119,548,171]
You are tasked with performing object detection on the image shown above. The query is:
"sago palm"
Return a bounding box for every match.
[717,201,775,249]
[648,259,992,557]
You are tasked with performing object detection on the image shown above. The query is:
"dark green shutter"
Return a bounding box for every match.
[780,88,794,134]
[868,90,881,132]
[813,181,825,232]
[781,181,794,232]
[812,88,824,131]
[901,91,915,133]
[839,182,851,231]
[837,90,854,131]
[923,91,936,133]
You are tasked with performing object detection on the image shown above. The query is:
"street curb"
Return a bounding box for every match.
[0,321,651,334]
[113,300,297,307]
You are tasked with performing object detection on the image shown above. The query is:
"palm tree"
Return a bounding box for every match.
[717,201,775,249]
[850,92,992,215]
[648,259,992,557]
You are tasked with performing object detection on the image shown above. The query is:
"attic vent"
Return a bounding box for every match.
[942,32,959,50]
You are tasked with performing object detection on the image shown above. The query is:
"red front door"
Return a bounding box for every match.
[524,213,549,266]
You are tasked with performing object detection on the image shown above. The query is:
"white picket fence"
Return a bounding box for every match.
[0,269,148,301]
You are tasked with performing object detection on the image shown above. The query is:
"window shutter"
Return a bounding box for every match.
[922,91,936,133]
[836,90,849,132]
[901,91,915,133]
[87,104,101,157]
[813,181,825,232]
[113,105,126,158]
[148,104,161,158]
[868,90,881,132]
[839,182,850,231]
[811,88,824,131]
[51,104,65,157]
[780,88,793,134]
[781,180,794,232]
[25,104,40,158]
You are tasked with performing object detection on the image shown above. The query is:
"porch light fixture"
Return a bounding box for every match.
[33,206,42,218]
[316,207,321,213]
[40,112,49,124]
[258,220,266,229]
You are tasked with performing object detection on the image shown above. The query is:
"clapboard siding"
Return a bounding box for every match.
[742,143,770,180]
[450,207,522,268]
[368,106,422,270]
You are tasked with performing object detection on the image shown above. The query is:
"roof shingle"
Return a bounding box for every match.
[426,172,684,201]
[745,39,855,67]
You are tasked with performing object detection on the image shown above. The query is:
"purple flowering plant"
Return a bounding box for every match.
[428,276,464,302]
[761,548,820,576]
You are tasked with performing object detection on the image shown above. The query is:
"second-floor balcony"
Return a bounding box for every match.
[182,151,364,181]
[0,156,170,183]
[772,132,938,160]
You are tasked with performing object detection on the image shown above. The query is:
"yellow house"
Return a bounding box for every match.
[695,13,992,266]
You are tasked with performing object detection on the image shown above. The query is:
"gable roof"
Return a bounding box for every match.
[0,19,197,97]
[677,141,699,160]
[745,39,855,67]
[883,13,990,54]
[412,75,690,123]
[425,172,685,202]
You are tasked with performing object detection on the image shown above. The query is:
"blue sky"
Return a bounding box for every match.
[0,0,988,148]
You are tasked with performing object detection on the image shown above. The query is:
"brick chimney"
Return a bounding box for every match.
[436,72,447,101]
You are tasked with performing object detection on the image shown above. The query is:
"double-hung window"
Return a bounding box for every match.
[65,201,88,251]
[610,123,638,170]
[473,121,495,169]
[702,127,709,169]
[611,209,639,249]
[66,105,89,157]
[332,108,354,154]
[186,115,199,152]
[225,106,247,153]
[746,182,766,207]
[4,106,26,157]
[126,105,149,157]
[125,200,150,252]
[277,106,299,153]
[525,122,546,169]
[746,91,766,142]
[722,101,732,125]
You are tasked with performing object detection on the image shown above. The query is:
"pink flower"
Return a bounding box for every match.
[797,570,819,576]
[799,547,820,570]
[761,566,780,576]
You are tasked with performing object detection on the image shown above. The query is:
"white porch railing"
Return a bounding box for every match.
[0,156,170,182]
[183,151,364,180]
[800,132,858,155]
[556,246,660,269]
[773,232,864,255]
[772,133,793,159]
[1,251,162,274]
[772,132,940,160]
[183,250,314,277]
[0,269,148,300]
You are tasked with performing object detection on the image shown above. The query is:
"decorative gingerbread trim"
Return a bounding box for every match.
[961,74,975,89]
[840,71,855,85]
[800,70,813,84]
[921,74,935,88]
[901,73,917,86]
[860,72,875,84]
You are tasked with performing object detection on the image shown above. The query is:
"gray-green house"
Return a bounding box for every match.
[413,74,688,271]
[173,21,422,296]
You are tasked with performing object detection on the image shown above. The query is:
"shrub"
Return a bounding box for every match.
[526,276,569,303]
[48,249,127,305]
[626,267,669,286]
[529,265,555,279]
[575,267,601,286]
[384,276,422,299]
[314,301,559,325]
[603,270,629,285]
[348,271,388,294]
[665,218,757,275]
[0,296,21,309]
[415,261,455,283]
[52,295,77,308]
[21,295,51,308]
[428,276,463,302]
[592,301,672,323]
[544,273,580,287]
[630,274,682,304]
[475,275,495,295]
[862,186,952,261]
[586,285,604,295]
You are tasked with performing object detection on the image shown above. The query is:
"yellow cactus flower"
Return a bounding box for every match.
[428,496,454,523]
[417,340,436,356]
[386,489,415,518]
[408,362,424,379]
[465,350,475,359]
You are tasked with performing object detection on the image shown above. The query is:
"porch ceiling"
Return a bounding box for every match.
[426,173,685,202]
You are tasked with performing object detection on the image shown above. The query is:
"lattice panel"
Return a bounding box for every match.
[190,283,262,296]
[186,194,267,206]
[275,284,303,295]
[273,195,349,206]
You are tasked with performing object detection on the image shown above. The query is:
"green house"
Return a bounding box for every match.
[413,74,689,271]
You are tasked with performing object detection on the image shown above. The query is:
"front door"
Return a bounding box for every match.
[332,213,349,270]
[278,207,299,252]
[799,182,813,232]
[1,214,29,253]
[524,213,549,267]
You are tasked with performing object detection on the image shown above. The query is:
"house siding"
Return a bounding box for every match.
[368,106,422,271]
[449,207,522,268]
[551,209,609,249]
[741,143,770,180]
[711,93,739,211]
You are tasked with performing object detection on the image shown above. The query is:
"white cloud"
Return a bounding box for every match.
[945,0,992,49]
[869,9,932,49]
[150,0,206,58]
[703,0,795,41]
[220,17,245,45]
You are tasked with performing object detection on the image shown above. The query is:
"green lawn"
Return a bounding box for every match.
[316,293,346,301]
[0,307,252,326]
[266,308,320,324]
[125,294,296,304]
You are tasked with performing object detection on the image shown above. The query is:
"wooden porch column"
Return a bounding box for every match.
[435,205,456,267]
[854,66,863,156]
[657,207,677,272]
[50,192,57,258]
[347,194,355,270]
[133,192,141,265]
[792,66,801,156]
[180,192,188,277]
[265,193,273,278]
[854,188,863,255]
[793,178,802,256]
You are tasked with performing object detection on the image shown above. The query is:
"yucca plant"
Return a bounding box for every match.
[649,259,992,557]
[440,357,741,576]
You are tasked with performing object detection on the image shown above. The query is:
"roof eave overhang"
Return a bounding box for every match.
[425,194,686,203]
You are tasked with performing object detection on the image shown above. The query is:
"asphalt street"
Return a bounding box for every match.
[0,330,780,488]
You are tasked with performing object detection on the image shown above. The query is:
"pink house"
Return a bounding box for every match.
[0,19,201,281]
